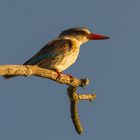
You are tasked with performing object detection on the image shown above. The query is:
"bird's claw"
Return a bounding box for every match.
[66,74,74,83]
[54,70,62,80]
[54,70,74,82]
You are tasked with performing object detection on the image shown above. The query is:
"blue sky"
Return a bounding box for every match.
[0,0,140,139]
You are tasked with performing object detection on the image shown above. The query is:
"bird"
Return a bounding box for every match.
[4,27,109,79]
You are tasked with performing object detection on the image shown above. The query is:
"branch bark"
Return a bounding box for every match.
[0,65,89,87]
[67,86,96,134]
[0,64,96,134]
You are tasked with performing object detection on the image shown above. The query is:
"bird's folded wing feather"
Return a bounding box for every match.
[24,39,73,65]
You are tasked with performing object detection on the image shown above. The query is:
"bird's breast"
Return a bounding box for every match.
[53,46,80,72]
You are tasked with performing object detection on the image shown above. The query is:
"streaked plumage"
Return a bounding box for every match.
[24,39,79,72]
[4,27,109,79]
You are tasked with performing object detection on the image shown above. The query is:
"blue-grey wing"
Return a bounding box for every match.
[24,39,73,65]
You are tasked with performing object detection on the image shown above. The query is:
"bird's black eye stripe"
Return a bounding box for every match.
[68,30,87,36]
[77,30,87,35]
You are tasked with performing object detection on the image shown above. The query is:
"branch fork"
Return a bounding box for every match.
[0,64,96,134]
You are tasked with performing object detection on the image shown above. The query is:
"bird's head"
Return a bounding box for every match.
[59,27,110,45]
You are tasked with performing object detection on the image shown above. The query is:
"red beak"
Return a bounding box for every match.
[88,33,110,40]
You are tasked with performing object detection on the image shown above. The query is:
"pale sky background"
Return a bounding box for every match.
[0,0,140,139]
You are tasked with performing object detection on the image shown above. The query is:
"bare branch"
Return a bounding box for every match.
[67,86,96,134]
[0,64,96,135]
[0,65,88,87]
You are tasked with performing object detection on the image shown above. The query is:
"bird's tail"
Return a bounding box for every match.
[3,75,17,79]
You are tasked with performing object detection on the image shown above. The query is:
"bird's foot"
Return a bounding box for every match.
[54,69,62,80]
[53,69,74,82]
[66,74,74,82]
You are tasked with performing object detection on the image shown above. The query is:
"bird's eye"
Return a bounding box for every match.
[78,31,83,35]
[78,31,87,35]
[79,31,84,35]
